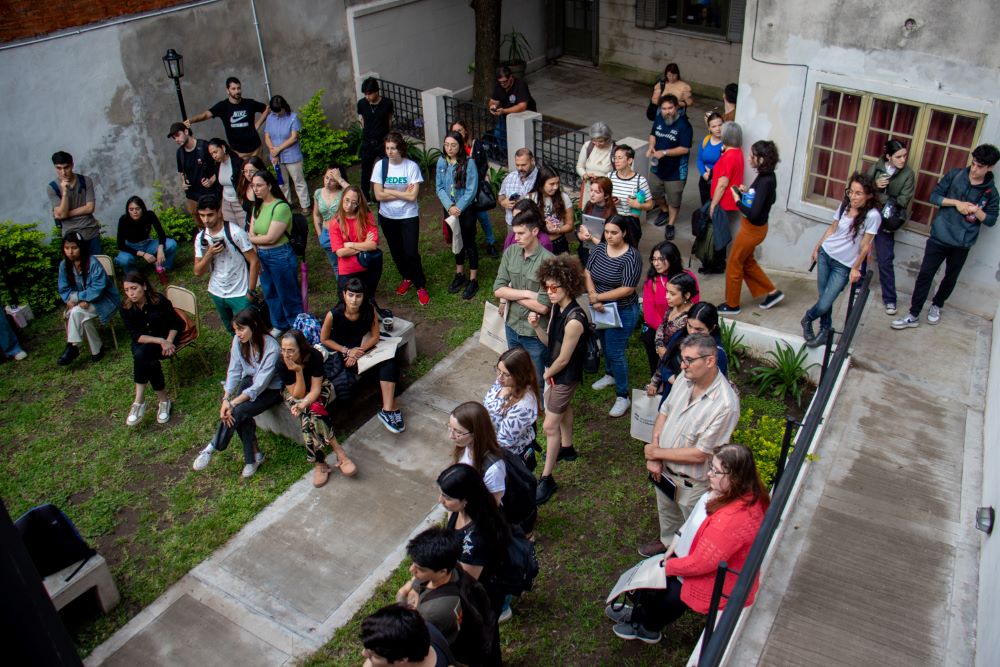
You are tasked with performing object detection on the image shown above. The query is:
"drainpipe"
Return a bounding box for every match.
[250,0,272,99]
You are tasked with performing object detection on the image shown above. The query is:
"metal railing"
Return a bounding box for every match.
[532,118,587,191]
[443,97,506,163]
[376,79,425,142]
[698,271,874,666]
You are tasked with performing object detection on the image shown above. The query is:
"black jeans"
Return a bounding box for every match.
[132,342,166,390]
[631,576,691,631]
[453,207,479,270]
[908,237,970,317]
[380,213,426,288]
[211,379,283,464]
[359,144,384,202]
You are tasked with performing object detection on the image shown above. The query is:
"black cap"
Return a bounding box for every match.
[167,122,187,138]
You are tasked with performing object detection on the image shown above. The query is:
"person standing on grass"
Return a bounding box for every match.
[120,271,182,428]
[373,132,429,306]
[185,77,270,161]
[360,604,455,667]
[528,254,589,505]
[330,186,382,302]
[357,77,394,203]
[192,307,282,479]
[263,94,310,212]
[437,132,480,300]
[313,165,349,276]
[448,401,507,505]
[494,208,552,389]
[451,119,499,259]
[892,143,999,330]
[247,169,299,336]
[484,347,541,467]
[638,333,739,559]
[646,94,692,239]
[193,195,260,335]
[528,164,574,256]
[498,148,539,244]
[717,139,783,315]
[577,122,615,206]
[207,138,247,226]
[48,151,102,257]
[169,122,222,217]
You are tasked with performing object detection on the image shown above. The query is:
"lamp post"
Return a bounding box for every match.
[162,49,187,120]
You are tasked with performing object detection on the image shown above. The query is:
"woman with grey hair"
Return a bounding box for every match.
[703,121,745,274]
[576,121,614,204]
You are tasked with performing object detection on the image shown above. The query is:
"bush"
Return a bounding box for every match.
[298,89,352,178]
[750,342,818,406]
[151,182,196,243]
[732,408,791,488]
[0,221,61,314]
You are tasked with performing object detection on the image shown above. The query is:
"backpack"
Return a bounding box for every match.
[486,449,538,531]
[583,322,601,375]
[292,312,322,346]
[692,216,723,272]
[421,569,495,666]
[287,212,309,259]
[15,504,95,581]
[212,223,272,325]
[490,525,540,596]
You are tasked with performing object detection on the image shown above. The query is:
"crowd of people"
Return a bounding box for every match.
[17,61,998,663]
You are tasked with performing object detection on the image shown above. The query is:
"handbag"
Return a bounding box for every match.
[357,248,383,268]
[475,179,497,212]
[880,196,907,232]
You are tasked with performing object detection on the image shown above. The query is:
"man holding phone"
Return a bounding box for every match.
[498,148,539,239]
[193,194,260,334]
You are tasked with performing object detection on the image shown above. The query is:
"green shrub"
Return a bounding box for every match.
[720,319,748,372]
[0,221,61,313]
[298,89,352,178]
[733,408,791,487]
[750,342,818,406]
[488,165,509,194]
[151,182,196,243]
[407,141,442,181]
[344,121,363,161]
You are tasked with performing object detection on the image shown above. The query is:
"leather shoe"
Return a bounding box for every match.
[638,539,667,558]
[57,344,79,366]
[535,475,557,504]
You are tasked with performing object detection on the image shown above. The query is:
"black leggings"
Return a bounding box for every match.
[380,214,426,288]
[640,324,659,375]
[132,342,166,390]
[452,207,479,270]
[631,576,692,631]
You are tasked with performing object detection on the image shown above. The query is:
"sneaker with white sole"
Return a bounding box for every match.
[609,396,630,418]
[379,409,402,434]
[156,400,172,424]
[591,374,615,390]
[193,444,215,471]
[612,621,662,644]
[760,291,785,310]
[891,314,920,330]
[126,402,146,426]
[605,603,633,624]
[498,606,513,624]
[884,303,897,315]
[13,350,27,361]
[242,451,265,478]
[928,305,941,324]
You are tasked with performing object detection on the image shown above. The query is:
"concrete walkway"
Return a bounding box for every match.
[85,336,498,666]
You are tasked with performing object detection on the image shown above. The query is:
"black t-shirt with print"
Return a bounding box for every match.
[209,98,267,152]
[491,78,536,111]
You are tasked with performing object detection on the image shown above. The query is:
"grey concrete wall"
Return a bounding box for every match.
[1,0,354,235]
[348,0,546,101]
[980,304,1000,667]
[598,0,741,94]
[737,0,1000,318]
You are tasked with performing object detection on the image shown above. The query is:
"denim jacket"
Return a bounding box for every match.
[435,157,478,212]
[57,257,121,324]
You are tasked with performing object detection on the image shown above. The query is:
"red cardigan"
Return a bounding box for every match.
[665,496,766,614]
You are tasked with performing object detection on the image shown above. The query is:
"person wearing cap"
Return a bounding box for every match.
[168,123,222,216]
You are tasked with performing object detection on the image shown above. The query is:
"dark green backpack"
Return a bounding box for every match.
[692,218,722,270]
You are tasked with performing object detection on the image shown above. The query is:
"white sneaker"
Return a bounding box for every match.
[242,451,265,478]
[927,305,941,324]
[884,303,897,315]
[156,400,172,424]
[13,350,27,361]
[269,327,283,338]
[609,396,631,418]
[193,444,215,471]
[126,402,146,426]
[591,374,615,390]
[890,314,919,330]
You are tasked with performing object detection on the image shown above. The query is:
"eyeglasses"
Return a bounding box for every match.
[651,256,666,263]
[495,367,512,379]
[680,354,712,366]
[447,426,470,437]
[707,466,729,477]
[543,284,562,292]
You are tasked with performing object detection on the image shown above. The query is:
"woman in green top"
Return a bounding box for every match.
[864,139,915,315]
[248,168,300,334]
[313,165,349,276]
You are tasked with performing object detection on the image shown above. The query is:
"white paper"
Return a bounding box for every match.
[357,336,402,374]
[479,301,508,355]
[605,556,668,603]
[589,301,621,329]
[630,388,660,442]
[446,214,463,254]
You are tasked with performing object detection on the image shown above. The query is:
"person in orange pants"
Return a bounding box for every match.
[717,140,783,315]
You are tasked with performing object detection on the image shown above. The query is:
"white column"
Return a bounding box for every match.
[421,87,452,152]
[505,110,542,170]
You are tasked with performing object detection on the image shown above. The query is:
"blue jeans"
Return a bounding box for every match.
[0,314,25,358]
[805,248,851,331]
[318,227,339,278]
[477,210,496,246]
[115,238,178,271]
[505,324,546,391]
[596,301,639,397]
[257,243,301,330]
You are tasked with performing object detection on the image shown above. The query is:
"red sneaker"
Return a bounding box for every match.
[395,279,413,296]
[417,288,430,306]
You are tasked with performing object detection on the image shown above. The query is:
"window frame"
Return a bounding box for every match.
[804,84,985,234]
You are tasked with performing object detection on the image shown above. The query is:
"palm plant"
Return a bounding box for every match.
[720,319,748,373]
[750,342,818,406]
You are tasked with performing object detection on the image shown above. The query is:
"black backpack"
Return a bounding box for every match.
[287,212,309,259]
[15,504,95,581]
[490,525,540,596]
[487,449,538,532]
[421,569,495,665]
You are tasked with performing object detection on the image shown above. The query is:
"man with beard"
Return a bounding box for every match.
[646,94,693,240]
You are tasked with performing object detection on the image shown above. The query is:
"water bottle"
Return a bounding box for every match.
[155,264,169,287]
[274,157,284,186]
[742,188,756,208]
[631,190,646,216]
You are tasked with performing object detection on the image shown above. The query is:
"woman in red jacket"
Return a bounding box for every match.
[608,443,769,643]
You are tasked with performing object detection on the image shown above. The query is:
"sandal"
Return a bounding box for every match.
[312,462,331,488]
[335,456,357,477]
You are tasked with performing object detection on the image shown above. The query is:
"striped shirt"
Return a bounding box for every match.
[655,369,740,480]
[608,171,652,217]
[585,242,642,307]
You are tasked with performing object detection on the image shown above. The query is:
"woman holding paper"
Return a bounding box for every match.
[436,131,480,300]
[606,443,769,644]
[483,347,541,467]
[320,278,404,434]
[584,215,643,419]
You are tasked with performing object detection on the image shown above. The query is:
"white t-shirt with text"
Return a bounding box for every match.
[371,158,423,219]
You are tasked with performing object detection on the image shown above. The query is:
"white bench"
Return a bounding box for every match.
[43,554,120,613]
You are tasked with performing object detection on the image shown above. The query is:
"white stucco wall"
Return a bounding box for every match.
[599,0,741,91]
[979,303,1000,667]
[349,0,546,99]
[738,0,1000,318]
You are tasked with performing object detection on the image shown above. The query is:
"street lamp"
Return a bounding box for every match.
[162,49,187,120]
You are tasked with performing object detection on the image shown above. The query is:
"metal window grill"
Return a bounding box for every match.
[376,79,425,142]
[443,97,506,163]
[533,118,587,191]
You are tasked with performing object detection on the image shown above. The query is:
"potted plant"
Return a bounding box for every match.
[500,29,532,79]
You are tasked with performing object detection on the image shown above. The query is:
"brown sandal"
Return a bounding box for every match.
[312,462,331,488]
[335,456,357,477]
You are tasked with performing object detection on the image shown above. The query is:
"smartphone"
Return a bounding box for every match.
[510,193,521,202]
[730,185,741,196]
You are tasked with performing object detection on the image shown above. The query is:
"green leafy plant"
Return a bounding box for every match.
[501,29,532,65]
[298,89,352,178]
[343,121,364,161]
[750,342,818,406]
[488,165,509,194]
[0,220,61,314]
[407,141,442,181]
[720,318,748,372]
[732,409,791,487]
[151,182,196,244]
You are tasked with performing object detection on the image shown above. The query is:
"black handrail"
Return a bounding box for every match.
[697,270,873,666]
